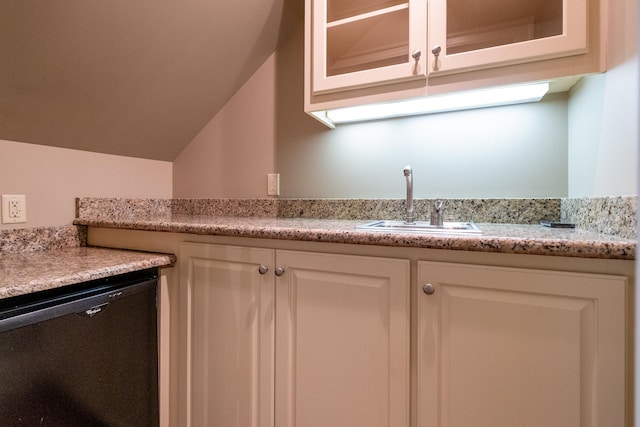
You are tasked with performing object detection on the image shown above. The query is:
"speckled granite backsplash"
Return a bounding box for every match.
[77,197,561,224]
[275,198,561,223]
[75,196,637,239]
[173,198,278,217]
[562,196,637,239]
[0,225,87,254]
[76,197,172,219]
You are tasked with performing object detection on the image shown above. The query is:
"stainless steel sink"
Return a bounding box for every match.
[357,220,482,235]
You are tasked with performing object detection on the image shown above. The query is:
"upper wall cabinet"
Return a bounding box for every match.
[305,0,605,124]
[310,0,427,94]
[428,0,587,76]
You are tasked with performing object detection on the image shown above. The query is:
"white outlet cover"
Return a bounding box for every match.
[2,194,27,224]
[267,173,280,196]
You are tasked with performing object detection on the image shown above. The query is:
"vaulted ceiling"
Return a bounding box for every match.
[0,0,303,160]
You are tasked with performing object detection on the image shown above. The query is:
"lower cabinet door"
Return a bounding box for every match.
[180,242,275,427]
[275,250,410,427]
[417,261,627,427]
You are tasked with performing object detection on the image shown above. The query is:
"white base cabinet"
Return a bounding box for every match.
[86,228,632,427]
[417,261,627,427]
[180,242,410,427]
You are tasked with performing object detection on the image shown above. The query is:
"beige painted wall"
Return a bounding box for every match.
[276,26,569,198]
[173,0,637,200]
[0,139,172,230]
[172,52,278,198]
[174,25,569,199]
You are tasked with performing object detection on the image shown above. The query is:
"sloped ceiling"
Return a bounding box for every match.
[0,0,303,160]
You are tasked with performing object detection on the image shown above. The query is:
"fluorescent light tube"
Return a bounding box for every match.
[325,82,550,125]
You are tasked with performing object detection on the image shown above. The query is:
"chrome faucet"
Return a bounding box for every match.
[403,166,414,224]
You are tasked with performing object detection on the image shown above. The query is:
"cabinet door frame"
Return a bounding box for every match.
[179,242,275,427]
[310,0,427,94]
[427,0,588,76]
[417,260,627,427]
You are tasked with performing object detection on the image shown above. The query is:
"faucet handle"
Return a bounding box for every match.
[430,199,444,227]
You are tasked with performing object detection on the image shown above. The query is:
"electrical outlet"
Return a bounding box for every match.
[267,173,280,196]
[2,195,27,224]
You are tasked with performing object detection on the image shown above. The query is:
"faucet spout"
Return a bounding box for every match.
[403,166,414,224]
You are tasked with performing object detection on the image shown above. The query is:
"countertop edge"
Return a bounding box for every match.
[0,247,176,300]
[74,217,636,261]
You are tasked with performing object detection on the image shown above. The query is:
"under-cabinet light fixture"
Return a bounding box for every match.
[313,82,550,127]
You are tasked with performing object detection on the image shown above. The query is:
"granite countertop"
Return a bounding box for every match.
[0,246,175,300]
[74,214,636,260]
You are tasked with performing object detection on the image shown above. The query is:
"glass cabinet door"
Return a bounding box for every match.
[428,0,587,76]
[311,0,426,94]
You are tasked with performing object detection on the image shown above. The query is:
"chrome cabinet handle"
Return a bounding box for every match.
[431,45,442,57]
[422,283,436,295]
[258,265,269,275]
[275,267,285,277]
[411,50,422,61]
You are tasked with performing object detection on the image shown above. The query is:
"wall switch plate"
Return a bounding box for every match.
[2,195,27,224]
[267,173,280,196]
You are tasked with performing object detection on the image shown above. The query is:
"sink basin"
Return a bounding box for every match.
[357,220,482,235]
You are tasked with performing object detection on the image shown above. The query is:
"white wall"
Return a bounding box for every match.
[0,139,172,229]
[174,25,569,199]
[567,62,638,197]
[567,0,638,197]
[277,95,569,199]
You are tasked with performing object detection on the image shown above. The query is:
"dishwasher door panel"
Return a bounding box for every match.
[0,274,159,427]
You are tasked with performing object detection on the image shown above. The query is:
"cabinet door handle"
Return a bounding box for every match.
[275,267,285,277]
[431,45,442,57]
[411,50,422,61]
[422,283,436,295]
[258,265,269,275]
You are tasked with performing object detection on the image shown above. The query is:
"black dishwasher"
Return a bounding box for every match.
[0,268,159,427]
